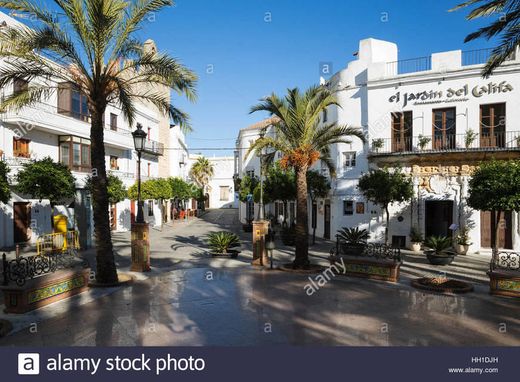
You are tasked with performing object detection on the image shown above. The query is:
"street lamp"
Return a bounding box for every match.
[132,124,147,224]
[258,130,265,220]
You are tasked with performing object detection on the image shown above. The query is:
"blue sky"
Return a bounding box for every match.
[3,1,497,155]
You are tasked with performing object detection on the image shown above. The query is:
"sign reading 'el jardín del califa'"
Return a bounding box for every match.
[389,81,514,108]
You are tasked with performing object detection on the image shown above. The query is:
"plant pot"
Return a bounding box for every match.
[410,242,422,253]
[424,250,456,265]
[210,250,239,259]
[454,243,469,255]
[340,243,365,256]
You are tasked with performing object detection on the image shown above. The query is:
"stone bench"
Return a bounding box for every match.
[330,243,402,282]
[1,252,90,314]
[488,251,520,297]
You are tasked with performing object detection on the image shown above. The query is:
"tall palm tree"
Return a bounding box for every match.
[0,1,197,284]
[451,0,520,76]
[248,86,366,269]
[189,156,214,191]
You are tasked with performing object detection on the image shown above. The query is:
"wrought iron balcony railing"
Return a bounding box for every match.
[369,131,520,155]
[142,139,164,156]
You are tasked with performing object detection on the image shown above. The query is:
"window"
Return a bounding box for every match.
[391,111,413,151]
[480,103,506,148]
[110,113,118,131]
[343,200,354,215]
[246,170,255,178]
[147,163,151,177]
[220,186,230,201]
[323,109,328,123]
[148,200,154,216]
[432,108,456,150]
[59,136,90,172]
[356,202,365,214]
[57,82,90,122]
[13,138,30,158]
[110,156,118,170]
[13,78,28,95]
[147,127,151,141]
[343,152,356,167]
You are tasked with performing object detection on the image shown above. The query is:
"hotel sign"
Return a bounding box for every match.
[389,81,514,108]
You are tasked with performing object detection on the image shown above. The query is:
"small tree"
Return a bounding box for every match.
[128,178,171,201]
[358,168,413,245]
[307,170,330,244]
[16,157,76,205]
[0,160,10,204]
[86,174,126,204]
[467,160,520,250]
[264,164,296,225]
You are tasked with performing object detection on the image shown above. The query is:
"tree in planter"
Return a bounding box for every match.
[248,86,366,268]
[0,160,10,204]
[264,163,295,225]
[0,1,197,285]
[358,168,413,245]
[128,178,171,203]
[307,169,330,244]
[467,159,520,251]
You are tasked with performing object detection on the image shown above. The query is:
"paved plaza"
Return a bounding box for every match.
[1,209,519,346]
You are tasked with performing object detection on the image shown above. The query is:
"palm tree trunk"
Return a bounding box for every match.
[90,107,118,284]
[294,167,309,268]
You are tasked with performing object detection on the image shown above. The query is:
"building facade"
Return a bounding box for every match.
[235,38,520,253]
[0,11,175,249]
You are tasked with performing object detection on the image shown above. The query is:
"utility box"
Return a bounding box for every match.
[252,220,269,266]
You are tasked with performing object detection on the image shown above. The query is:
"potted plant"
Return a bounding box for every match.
[336,227,369,256]
[464,129,477,149]
[207,231,241,258]
[417,135,431,150]
[409,226,423,253]
[423,236,456,265]
[454,227,471,255]
[371,138,384,153]
[281,224,296,246]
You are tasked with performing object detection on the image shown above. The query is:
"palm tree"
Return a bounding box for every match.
[451,0,520,76]
[0,1,197,284]
[247,86,366,268]
[189,156,215,191]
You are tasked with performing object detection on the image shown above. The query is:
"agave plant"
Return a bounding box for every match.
[424,236,453,255]
[207,231,241,254]
[336,227,369,245]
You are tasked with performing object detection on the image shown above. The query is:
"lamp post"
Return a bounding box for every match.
[132,124,147,223]
[252,129,269,267]
[258,130,265,220]
[130,124,150,272]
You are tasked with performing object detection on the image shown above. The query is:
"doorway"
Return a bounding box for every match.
[13,202,31,243]
[324,201,331,239]
[425,200,453,238]
[480,211,512,249]
[109,203,117,231]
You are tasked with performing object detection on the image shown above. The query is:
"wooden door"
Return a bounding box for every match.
[425,200,453,238]
[13,202,31,243]
[432,108,456,149]
[480,211,512,249]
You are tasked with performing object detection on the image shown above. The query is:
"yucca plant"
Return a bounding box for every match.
[424,236,453,255]
[336,227,369,244]
[207,231,241,255]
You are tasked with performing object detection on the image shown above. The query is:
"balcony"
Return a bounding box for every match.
[142,139,164,156]
[368,131,520,165]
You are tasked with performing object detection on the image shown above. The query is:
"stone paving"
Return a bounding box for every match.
[0,209,518,346]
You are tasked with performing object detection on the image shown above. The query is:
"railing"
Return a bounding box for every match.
[462,48,516,66]
[369,131,520,155]
[491,250,520,272]
[386,56,432,76]
[36,231,80,256]
[143,139,164,156]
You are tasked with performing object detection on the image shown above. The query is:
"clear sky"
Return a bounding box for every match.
[3,1,497,155]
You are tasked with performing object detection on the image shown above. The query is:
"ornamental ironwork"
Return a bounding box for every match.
[2,251,89,287]
[491,250,520,272]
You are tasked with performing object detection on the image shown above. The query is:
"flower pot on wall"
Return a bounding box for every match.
[454,244,469,255]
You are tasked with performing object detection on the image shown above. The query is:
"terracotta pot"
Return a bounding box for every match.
[410,242,422,253]
[454,244,469,255]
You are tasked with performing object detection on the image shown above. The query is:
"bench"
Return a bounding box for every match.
[1,251,90,314]
[488,250,520,297]
[330,243,402,282]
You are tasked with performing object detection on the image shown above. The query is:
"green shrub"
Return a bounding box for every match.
[207,231,240,254]
[336,227,369,244]
[424,236,452,254]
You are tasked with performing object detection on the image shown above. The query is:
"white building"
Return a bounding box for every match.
[236,38,520,253]
[0,11,178,249]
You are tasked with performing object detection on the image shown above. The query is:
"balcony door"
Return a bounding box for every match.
[480,103,506,148]
[432,108,456,150]
[392,111,413,152]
